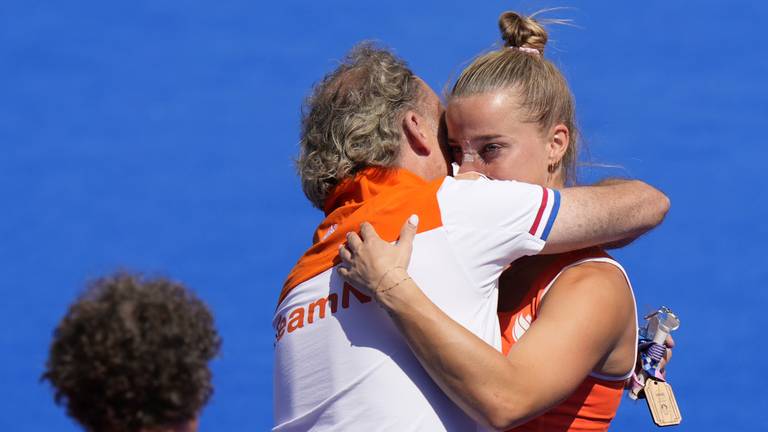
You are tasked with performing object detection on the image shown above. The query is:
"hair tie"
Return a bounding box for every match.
[508,46,541,56]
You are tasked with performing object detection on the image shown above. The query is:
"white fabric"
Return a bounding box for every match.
[439,177,555,288]
[273,178,558,431]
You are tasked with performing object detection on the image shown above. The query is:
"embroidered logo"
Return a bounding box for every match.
[512,313,532,342]
[321,224,338,242]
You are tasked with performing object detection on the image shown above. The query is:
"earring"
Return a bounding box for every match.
[547,161,560,173]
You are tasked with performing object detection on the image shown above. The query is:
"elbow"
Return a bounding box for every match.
[486,414,517,431]
[638,181,670,228]
[651,187,671,227]
[660,194,671,223]
[482,400,533,431]
[485,412,525,431]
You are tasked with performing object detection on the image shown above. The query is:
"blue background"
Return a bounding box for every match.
[2,0,766,430]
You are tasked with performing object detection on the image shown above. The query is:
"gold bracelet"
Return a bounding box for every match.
[374,266,406,292]
[378,276,412,295]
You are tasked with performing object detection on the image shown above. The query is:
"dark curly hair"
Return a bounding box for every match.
[42,272,221,432]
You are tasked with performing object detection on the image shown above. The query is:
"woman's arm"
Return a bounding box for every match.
[339,219,633,430]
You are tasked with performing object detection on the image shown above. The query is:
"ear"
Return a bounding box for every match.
[402,110,431,156]
[546,124,570,165]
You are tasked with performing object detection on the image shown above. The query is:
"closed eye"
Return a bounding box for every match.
[479,143,504,160]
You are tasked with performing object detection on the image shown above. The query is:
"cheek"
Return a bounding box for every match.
[485,147,548,184]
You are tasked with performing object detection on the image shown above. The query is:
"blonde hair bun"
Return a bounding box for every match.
[498,11,548,54]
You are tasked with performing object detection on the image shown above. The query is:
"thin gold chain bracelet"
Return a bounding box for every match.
[374,266,407,292]
[378,275,412,295]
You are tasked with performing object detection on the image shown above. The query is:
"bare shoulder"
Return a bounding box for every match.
[556,261,628,291]
[540,261,633,320]
[537,260,637,376]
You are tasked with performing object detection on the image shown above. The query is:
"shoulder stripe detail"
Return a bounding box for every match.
[528,186,549,236]
[540,189,560,241]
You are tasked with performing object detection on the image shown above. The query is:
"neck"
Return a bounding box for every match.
[396,152,449,182]
[396,154,431,181]
[546,171,566,189]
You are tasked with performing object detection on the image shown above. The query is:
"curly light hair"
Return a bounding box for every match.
[43,272,221,432]
[298,42,424,210]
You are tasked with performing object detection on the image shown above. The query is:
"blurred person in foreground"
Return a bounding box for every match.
[43,272,221,432]
[273,38,670,430]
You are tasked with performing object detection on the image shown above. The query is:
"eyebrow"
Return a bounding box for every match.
[447,134,505,144]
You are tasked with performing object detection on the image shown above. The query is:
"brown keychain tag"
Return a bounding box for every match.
[644,378,682,426]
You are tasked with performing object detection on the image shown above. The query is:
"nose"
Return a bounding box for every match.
[462,152,478,164]
[457,156,483,174]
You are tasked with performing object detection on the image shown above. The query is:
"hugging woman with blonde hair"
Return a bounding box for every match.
[339,11,662,431]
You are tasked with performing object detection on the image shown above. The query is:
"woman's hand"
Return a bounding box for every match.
[337,215,419,301]
[659,335,674,378]
[629,334,675,394]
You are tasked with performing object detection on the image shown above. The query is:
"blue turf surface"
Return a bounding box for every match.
[2,1,766,430]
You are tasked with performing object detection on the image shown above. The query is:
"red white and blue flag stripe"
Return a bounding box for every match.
[528,186,560,241]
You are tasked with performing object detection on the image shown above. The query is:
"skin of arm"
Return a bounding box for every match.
[340,221,634,430]
[542,179,670,254]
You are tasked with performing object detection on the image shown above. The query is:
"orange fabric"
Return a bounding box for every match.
[499,248,625,432]
[278,167,444,307]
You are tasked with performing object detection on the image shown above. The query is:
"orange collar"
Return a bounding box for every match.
[279,167,445,307]
[323,167,429,214]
